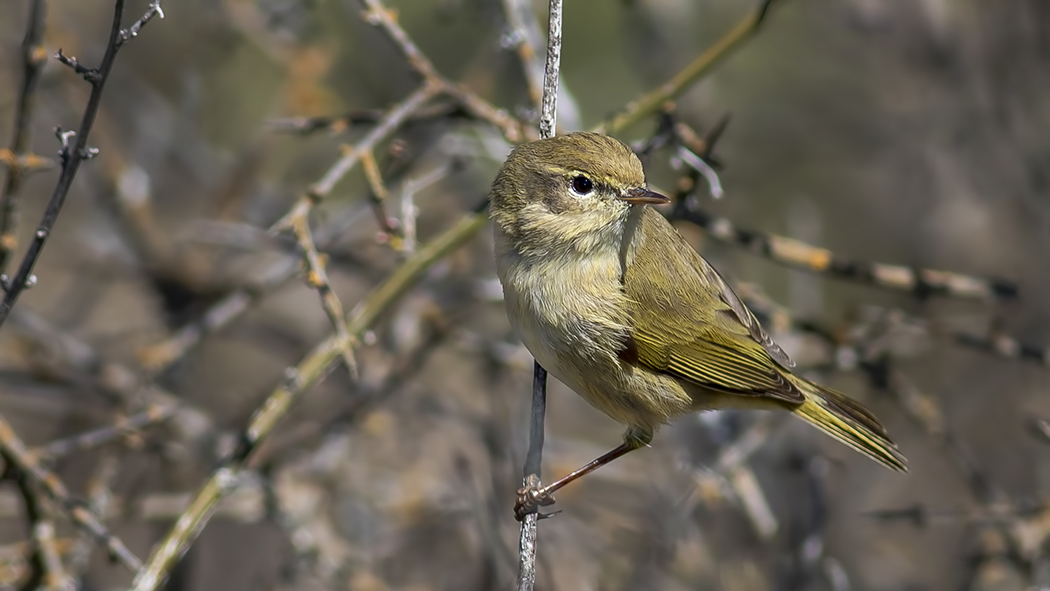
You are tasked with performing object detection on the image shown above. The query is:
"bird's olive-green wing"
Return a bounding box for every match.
[622,208,802,403]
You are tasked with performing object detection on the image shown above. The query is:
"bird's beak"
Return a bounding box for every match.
[619,187,670,205]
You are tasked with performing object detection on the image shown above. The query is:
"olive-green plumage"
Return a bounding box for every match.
[491,132,906,473]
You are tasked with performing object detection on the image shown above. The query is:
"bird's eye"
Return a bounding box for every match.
[570,176,594,196]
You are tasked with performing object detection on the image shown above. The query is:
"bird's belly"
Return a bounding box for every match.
[499,254,691,430]
[504,276,622,389]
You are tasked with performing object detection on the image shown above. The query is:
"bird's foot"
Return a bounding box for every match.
[514,484,556,521]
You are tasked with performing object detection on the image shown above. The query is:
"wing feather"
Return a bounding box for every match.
[624,208,802,404]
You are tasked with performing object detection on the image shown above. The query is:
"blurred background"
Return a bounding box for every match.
[1,0,1049,589]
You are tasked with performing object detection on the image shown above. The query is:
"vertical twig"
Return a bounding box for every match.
[517,1,562,589]
[0,0,164,329]
[517,363,548,591]
[536,0,562,141]
[0,0,50,274]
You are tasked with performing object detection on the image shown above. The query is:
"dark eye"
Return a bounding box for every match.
[570,176,594,196]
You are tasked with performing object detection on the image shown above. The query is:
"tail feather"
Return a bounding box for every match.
[792,378,908,472]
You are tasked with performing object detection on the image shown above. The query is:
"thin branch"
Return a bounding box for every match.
[537,0,562,140]
[266,101,465,135]
[361,149,402,245]
[65,455,118,579]
[136,212,360,374]
[7,453,73,591]
[359,0,531,143]
[0,150,53,175]
[676,146,723,199]
[32,518,71,591]
[518,0,562,589]
[33,403,178,459]
[953,330,1050,367]
[272,84,440,233]
[0,0,164,329]
[517,363,548,591]
[670,206,1018,302]
[397,164,450,256]
[597,0,783,136]
[0,416,141,571]
[287,214,359,378]
[0,0,49,274]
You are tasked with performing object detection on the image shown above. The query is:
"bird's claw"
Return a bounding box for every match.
[514,485,556,521]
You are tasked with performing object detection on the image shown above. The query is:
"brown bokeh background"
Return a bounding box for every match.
[1,0,1049,589]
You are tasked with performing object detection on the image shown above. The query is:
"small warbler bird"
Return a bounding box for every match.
[490,132,906,519]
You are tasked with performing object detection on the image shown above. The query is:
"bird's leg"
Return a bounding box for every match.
[514,427,652,521]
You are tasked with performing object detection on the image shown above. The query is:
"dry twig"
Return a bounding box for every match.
[671,206,1018,301]
[595,0,783,135]
[517,0,562,587]
[286,214,360,378]
[0,0,50,274]
[0,418,141,571]
[0,0,164,328]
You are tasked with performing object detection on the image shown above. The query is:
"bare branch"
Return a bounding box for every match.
[597,0,784,135]
[287,214,359,378]
[670,205,1018,301]
[0,0,49,274]
[537,0,562,140]
[0,0,164,329]
[518,0,563,588]
[272,84,439,232]
[0,417,141,571]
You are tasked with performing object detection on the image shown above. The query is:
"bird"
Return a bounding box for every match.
[489,132,906,519]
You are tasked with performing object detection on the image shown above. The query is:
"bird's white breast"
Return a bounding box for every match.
[493,227,631,406]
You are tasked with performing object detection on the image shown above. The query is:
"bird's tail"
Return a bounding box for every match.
[791,377,908,472]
